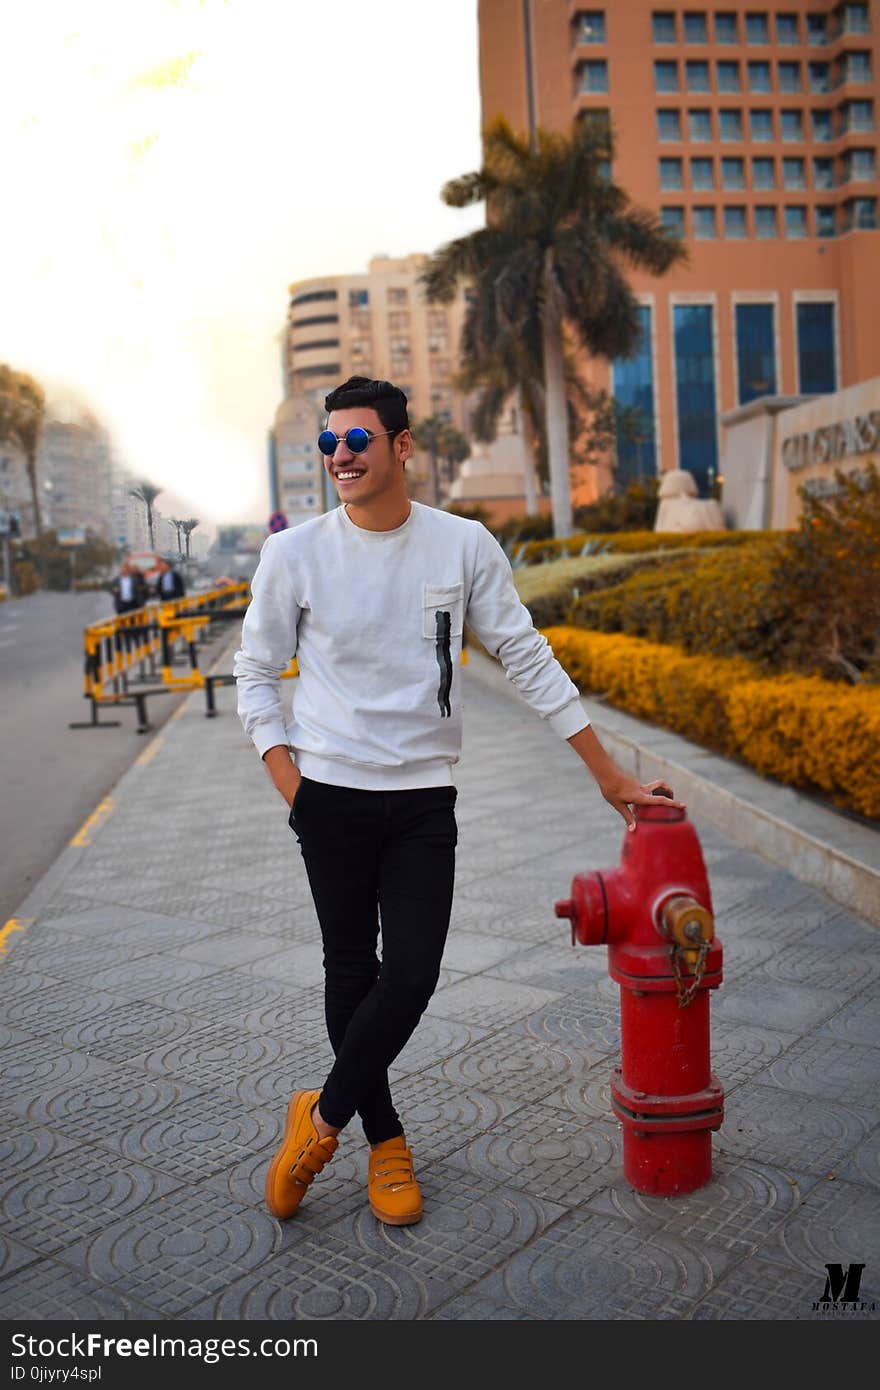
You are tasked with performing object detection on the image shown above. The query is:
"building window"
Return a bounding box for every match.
[659,157,684,189]
[575,10,606,43]
[841,99,873,132]
[348,289,369,307]
[778,62,802,92]
[292,313,339,329]
[673,304,718,492]
[652,11,676,43]
[657,109,682,141]
[750,108,774,141]
[612,304,657,486]
[735,303,777,402]
[690,156,714,189]
[809,62,830,93]
[812,156,834,188]
[580,59,609,92]
[815,205,836,237]
[686,60,710,92]
[388,311,410,331]
[797,302,837,392]
[807,13,827,46]
[841,4,870,35]
[655,60,679,92]
[782,157,806,188]
[387,288,408,305]
[296,338,340,353]
[745,13,769,45]
[780,109,804,142]
[810,109,833,141]
[662,206,686,234]
[721,156,745,188]
[724,206,748,239]
[785,205,808,238]
[842,196,878,229]
[776,13,800,44]
[719,109,744,141]
[844,148,876,181]
[755,205,778,237]
[843,52,872,85]
[752,156,776,188]
[717,61,741,92]
[291,289,338,307]
[693,206,717,238]
[296,362,341,378]
[748,61,772,92]
[684,11,708,43]
[688,108,713,140]
[715,11,738,43]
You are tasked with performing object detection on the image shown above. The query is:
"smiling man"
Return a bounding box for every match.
[233,375,682,1227]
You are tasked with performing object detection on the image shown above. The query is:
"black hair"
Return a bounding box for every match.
[323,376,409,438]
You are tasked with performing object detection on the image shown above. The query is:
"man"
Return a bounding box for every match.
[233,376,683,1227]
[111,560,148,614]
[154,556,185,601]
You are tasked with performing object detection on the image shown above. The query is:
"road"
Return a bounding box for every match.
[0,588,240,923]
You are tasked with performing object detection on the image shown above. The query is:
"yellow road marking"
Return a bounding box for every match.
[0,917,31,956]
[135,734,164,765]
[70,796,115,847]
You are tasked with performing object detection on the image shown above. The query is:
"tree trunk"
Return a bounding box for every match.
[517,387,539,516]
[541,258,573,539]
[147,507,154,550]
[26,449,42,540]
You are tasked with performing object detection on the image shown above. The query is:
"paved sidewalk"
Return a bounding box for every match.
[1,644,878,1321]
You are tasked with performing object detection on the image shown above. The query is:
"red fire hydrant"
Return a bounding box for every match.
[554,801,724,1196]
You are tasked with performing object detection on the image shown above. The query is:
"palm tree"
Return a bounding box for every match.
[167,518,186,556]
[421,116,686,538]
[130,481,162,550]
[180,517,199,558]
[0,364,46,539]
[411,416,449,506]
[439,423,470,490]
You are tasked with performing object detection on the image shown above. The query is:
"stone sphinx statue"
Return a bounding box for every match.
[654,469,726,532]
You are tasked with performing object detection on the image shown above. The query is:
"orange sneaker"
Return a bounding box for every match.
[264,1089,338,1219]
[368,1135,423,1226]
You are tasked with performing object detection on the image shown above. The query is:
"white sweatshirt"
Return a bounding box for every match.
[233,501,590,789]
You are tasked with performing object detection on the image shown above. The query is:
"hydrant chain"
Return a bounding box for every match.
[671,941,710,1008]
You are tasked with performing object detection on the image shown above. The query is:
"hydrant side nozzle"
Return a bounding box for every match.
[555,899,574,920]
[658,894,714,951]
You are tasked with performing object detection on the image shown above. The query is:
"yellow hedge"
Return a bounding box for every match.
[519,529,774,565]
[542,625,880,820]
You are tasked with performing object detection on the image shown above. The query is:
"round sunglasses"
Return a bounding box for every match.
[317,427,396,456]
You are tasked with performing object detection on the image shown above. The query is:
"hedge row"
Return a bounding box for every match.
[516,529,774,566]
[541,624,880,820]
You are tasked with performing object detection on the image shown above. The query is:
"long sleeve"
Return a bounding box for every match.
[233,534,301,759]
[465,525,590,740]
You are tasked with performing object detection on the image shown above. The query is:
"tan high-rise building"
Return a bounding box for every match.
[277,253,477,508]
[479,0,879,500]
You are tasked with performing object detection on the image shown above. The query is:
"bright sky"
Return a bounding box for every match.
[0,0,485,526]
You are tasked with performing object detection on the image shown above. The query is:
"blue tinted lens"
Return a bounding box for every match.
[317,430,337,455]
[345,428,370,453]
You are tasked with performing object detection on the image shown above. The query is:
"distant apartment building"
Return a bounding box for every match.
[479,0,880,498]
[41,413,114,540]
[272,254,476,518]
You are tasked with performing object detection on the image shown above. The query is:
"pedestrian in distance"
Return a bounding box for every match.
[233,375,685,1227]
[154,556,186,601]
[110,560,148,614]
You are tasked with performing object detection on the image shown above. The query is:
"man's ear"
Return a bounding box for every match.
[396,429,413,468]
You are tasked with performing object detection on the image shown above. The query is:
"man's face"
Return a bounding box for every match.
[323,407,409,505]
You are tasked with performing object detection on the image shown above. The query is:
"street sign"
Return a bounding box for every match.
[268,511,288,533]
[57,527,87,546]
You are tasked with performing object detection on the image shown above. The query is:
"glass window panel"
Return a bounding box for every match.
[612,304,657,487]
[576,11,606,43]
[673,304,718,491]
[807,14,827,46]
[684,12,708,42]
[719,109,744,141]
[652,11,676,42]
[745,13,770,44]
[811,109,832,141]
[778,62,802,92]
[785,205,808,237]
[780,109,804,141]
[686,61,710,91]
[845,52,872,83]
[755,205,778,237]
[782,157,806,188]
[724,206,748,239]
[655,60,679,92]
[717,61,741,91]
[850,148,876,179]
[662,206,686,234]
[748,61,771,92]
[657,109,682,141]
[776,14,799,44]
[693,206,717,238]
[721,156,745,188]
[581,60,608,92]
[690,156,715,188]
[797,302,836,392]
[688,108,713,140]
[752,157,776,188]
[846,99,873,131]
[750,109,773,140]
[736,303,777,402]
[815,205,836,237]
[813,157,834,188]
[809,62,830,92]
[842,4,869,34]
[659,157,684,188]
[844,196,877,228]
[715,12,738,43]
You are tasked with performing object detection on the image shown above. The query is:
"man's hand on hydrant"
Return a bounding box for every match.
[566,724,686,831]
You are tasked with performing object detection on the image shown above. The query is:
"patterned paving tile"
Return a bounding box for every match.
[818,990,880,1047]
[761,1036,880,1108]
[711,978,851,1033]
[1,1042,114,1106]
[0,1112,79,1178]
[0,1234,40,1280]
[85,954,229,1001]
[129,1021,287,1090]
[0,1256,158,1320]
[117,1092,280,1183]
[174,930,293,969]
[709,1020,801,1095]
[756,1177,880,1291]
[431,1029,590,1105]
[388,1016,492,1080]
[1,983,126,1036]
[427,975,562,1031]
[376,1072,521,1161]
[690,1253,839,1320]
[60,1000,207,1064]
[483,940,608,993]
[715,1084,876,1175]
[11,1068,203,1147]
[513,990,621,1055]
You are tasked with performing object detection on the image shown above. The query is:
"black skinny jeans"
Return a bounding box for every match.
[288,777,457,1144]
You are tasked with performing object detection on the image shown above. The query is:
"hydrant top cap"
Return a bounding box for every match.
[636,804,686,823]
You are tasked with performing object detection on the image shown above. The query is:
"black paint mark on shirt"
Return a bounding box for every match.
[435,610,452,717]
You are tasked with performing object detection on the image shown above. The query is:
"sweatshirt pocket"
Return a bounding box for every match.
[422,583,464,639]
